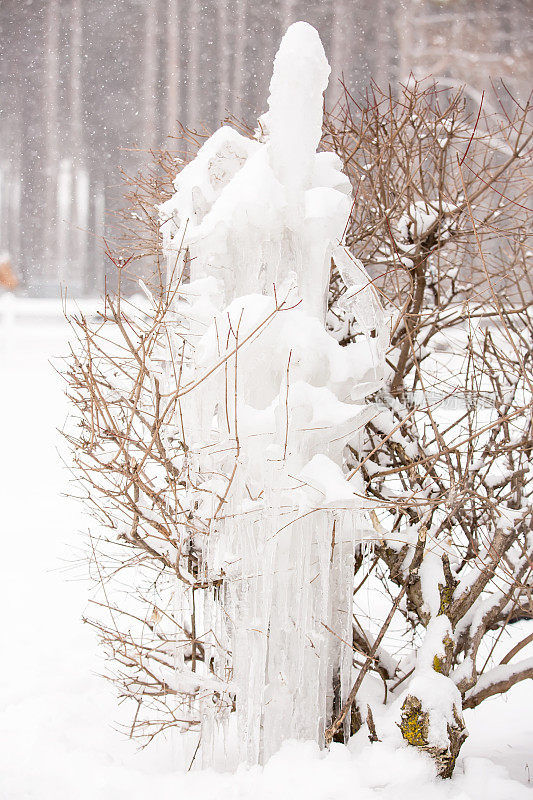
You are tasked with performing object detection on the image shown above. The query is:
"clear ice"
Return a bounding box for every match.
[158,21,387,766]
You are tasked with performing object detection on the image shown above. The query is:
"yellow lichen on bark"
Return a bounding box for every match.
[399,694,467,778]
[400,698,429,747]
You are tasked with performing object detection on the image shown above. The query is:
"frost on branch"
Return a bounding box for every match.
[157,21,387,765]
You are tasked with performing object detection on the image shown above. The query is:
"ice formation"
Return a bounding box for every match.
[158,21,387,765]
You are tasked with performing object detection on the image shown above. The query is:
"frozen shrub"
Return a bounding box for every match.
[65,31,533,778]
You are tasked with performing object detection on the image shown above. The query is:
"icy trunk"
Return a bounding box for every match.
[159,22,386,766]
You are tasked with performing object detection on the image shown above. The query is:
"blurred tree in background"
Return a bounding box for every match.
[0,0,530,297]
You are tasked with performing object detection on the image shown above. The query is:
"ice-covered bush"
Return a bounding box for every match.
[65,26,533,780]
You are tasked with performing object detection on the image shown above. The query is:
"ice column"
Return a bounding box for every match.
[159,22,387,766]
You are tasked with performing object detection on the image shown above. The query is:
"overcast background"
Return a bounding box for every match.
[0,0,531,297]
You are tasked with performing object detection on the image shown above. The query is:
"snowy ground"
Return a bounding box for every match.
[0,303,531,799]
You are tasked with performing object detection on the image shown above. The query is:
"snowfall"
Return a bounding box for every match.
[2,16,533,797]
[0,301,530,800]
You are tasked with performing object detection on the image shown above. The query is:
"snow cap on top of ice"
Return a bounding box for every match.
[260,22,330,191]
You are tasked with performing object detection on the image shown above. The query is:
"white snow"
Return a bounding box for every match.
[1,305,532,798]
[465,658,533,702]
[397,200,458,244]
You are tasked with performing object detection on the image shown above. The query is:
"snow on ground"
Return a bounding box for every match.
[0,302,531,799]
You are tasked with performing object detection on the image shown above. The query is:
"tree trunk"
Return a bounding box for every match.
[44,0,60,293]
[69,0,88,294]
[232,0,247,120]
[329,0,347,109]
[143,0,158,150]
[187,0,200,130]
[400,692,467,779]
[166,0,180,138]
[399,620,467,778]
[217,0,230,124]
